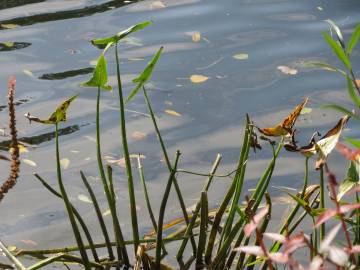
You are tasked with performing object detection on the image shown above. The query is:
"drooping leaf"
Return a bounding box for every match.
[347,23,360,55]
[91,21,152,47]
[323,32,351,70]
[190,74,209,83]
[305,61,347,76]
[321,103,360,121]
[81,54,111,90]
[258,97,308,137]
[315,115,350,169]
[24,94,78,125]
[325,19,345,50]
[126,46,163,103]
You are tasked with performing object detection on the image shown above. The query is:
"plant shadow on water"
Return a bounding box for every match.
[0,0,360,269]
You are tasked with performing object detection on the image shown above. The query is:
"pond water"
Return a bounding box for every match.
[0,0,359,267]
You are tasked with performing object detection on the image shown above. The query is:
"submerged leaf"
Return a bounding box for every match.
[24,94,78,125]
[190,74,209,83]
[81,54,111,90]
[126,46,163,103]
[91,21,152,47]
[258,97,308,137]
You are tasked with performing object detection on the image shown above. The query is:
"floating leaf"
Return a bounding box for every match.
[192,31,201,42]
[165,109,182,117]
[132,131,147,141]
[102,209,111,216]
[277,65,298,75]
[17,143,29,153]
[81,54,111,90]
[22,159,37,167]
[2,41,14,47]
[78,194,92,204]
[190,74,209,83]
[258,97,308,137]
[151,1,166,9]
[126,46,163,103]
[300,107,312,115]
[24,94,78,125]
[1,24,19,29]
[23,69,34,78]
[317,6,323,11]
[233,53,249,60]
[91,21,152,47]
[60,158,70,169]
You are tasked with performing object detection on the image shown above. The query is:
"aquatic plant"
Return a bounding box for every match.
[0,20,359,270]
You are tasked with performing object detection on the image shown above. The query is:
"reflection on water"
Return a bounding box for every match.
[0,124,80,151]
[0,0,141,29]
[0,41,31,51]
[39,67,94,80]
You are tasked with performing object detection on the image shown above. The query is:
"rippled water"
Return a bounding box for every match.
[0,0,359,264]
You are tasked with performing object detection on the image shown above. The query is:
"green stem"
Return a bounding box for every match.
[34,173,99,262]
[156,151,181,268]
[95,86,128,265]
[55,123,90,269]
[176,154,222,260]
[79,171,114,260]
[115,42,139,253]
[142,87,197,253]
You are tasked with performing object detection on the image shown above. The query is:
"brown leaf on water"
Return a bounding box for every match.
[132,131,147,141]
[258,97,308,137]
[165,109,182,117]
[190,74,209,83]
[277,65,298,75]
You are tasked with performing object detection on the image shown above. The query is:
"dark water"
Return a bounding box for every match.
[0,0,359,264]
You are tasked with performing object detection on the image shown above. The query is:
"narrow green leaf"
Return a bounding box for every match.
[345,137,360,148]
[321,103,360,121]
[305,61,347,77]
[346,76,360,107]
[126,46,163,103]
[27,253,65,270]
[325,19,345,49]
[91,21,152,47]
[347,24,360,55]
[81,54,111,90]
[323,32,351,70]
